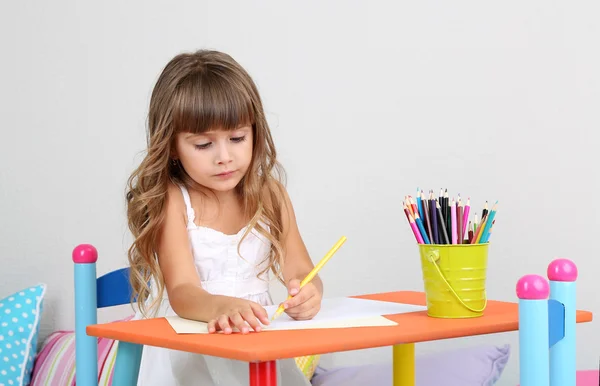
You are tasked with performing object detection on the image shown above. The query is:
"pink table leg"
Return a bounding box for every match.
[249,360,277,386]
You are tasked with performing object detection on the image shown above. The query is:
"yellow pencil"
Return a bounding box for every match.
[270,236,347,321]
[474,216,487,244]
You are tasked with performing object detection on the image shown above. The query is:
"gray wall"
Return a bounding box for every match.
[1,2,598,384]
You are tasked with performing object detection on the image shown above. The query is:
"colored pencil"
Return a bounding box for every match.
[436,200,450,244]
[470,214,486,244]
[467,221,473,243]
[437,204,446,243]
[486,220,496,241]
[474,215,488,243]
[414,211,431,244]
[462,197,470,236]
[404,196,414,217]
[431,192,438,243]
[479,202,498,243]
[271,236,346,320]
[450,199,457,244]
[403,201,421,243]
[423,198,433,242]
[409,196,418,217]
[404,189,498,245]
[402,202,411,222]
[416,188,424,220]
[408,212,424,244]
[482,201,489,220]
[457,196,463,244]
[441,189,446,235]
[439,189,445,228]
[430,194,439,244]
[444,189,452,240]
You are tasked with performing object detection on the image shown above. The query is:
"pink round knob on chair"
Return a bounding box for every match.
[547,258,578,282]
[72,244,98,263]
[516,274,549,299]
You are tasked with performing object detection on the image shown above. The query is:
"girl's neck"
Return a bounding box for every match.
[190,186,248,233]
[192,185,242,211]
[209,188,238,206]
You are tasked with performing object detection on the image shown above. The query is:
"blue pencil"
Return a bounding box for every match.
[479,202,498,243]
[414,213,431,244]
[416,188,424,220]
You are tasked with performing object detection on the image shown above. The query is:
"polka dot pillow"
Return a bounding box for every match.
[0,284,46,386]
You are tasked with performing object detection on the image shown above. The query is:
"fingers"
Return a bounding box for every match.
[217,314,232,334]
[210,302,269,335]
[284,292,310,310]
[287,279,301,296]
[230,312,250,334]
[241,308,262,332]
[249,302,270,325]
[283,283,322,320]
[283,285,315,310]
[285,297,321,320]
[287,307,319,320]
[207,319,217,333]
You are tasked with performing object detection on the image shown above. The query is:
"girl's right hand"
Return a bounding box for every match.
[207,296,270,334]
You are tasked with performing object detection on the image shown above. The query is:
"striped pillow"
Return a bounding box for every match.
[30,315,318,384]
[30,316,132,386]
[30,331,115,385]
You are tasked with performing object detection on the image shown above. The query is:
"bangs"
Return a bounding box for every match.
[172,71,255,134]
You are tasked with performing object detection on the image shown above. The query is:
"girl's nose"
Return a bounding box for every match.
[215,142,233,165]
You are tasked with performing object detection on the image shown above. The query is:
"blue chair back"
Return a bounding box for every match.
[97,267,133,308]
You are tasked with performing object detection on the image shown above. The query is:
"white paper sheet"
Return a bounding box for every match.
[165,315,398,334]
[165,297,426,334]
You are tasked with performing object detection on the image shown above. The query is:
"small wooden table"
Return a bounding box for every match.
[87,291,593,386]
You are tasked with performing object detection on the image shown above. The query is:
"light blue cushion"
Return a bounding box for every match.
[0,284,46,386]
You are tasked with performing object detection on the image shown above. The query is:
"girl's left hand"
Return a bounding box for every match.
[281,279,322,320]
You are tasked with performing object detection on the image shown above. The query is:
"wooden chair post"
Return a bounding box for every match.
[73,243,99,385]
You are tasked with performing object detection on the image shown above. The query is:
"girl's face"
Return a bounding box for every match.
[174,125,253,193]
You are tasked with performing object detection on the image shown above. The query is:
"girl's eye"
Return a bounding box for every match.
[194,143,211,150]
[231,136,246,143]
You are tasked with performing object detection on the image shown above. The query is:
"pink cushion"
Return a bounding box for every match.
[576,370,599,385]
[517,370,599,386]
[30,316,133,385]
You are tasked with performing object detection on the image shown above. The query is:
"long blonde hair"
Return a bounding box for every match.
[126,50,287,317]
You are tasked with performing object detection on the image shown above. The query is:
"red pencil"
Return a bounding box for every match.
[405,196,415,217]
[409,196,418,217]
[457,197,463,244]
[402,202,411,222]
[468,221,474,244]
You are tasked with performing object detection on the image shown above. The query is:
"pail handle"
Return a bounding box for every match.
[427,251,487,313]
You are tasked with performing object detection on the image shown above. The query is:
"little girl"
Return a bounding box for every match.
[125,49,322,385]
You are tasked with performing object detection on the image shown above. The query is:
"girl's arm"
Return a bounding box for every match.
[156,183,269,333]
[156,183,213,319]
[278,184,324,319]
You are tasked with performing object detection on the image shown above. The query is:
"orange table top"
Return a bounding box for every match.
[87,291,593,362]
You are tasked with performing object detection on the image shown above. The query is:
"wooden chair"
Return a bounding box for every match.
[72,243,142,385]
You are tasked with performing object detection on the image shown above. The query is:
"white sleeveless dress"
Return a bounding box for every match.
[134,185,311,386]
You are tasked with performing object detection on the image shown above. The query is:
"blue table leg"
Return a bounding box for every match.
[112,341,143,386]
